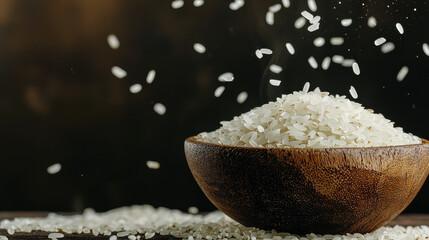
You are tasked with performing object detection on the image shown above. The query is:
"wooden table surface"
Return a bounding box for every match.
[0,213,428,240]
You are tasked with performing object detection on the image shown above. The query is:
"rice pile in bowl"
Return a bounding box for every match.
[197,86,421,148]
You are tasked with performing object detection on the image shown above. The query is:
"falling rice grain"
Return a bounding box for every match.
[396,66,409,82]
[229,0,244,11]
[330,37,344,45]
[255,49,263,59]
[237,92,248,104]
[308,56,318,69]
[341,19,352,27]
[193,0,204,7]
[368,16,377,28]
[285,43,295,55]
[349,86,358,99]
[310,16,321,24]
[265,11,275,25]
[188,207,199,214]
[193,43,206,53]
[260,48,273,55]
[294,17,306,29]
[332,55,344,64]
[313,37,325,47]
[342,59,355,67]
[269,4,282,13]
[214,86,225,97]
[129,84,142,94]
[146,161,160,169]
[423,43,429,56]
[47,163,62,175]
[111,66,127,79]
[146,70,156,84]
[282,0,290,8]
[171,0,184,9]
[153,103,166,115]
[269,79,282,86]
[218,72,234,82]
[269,64,283,73]
[374,37,386,46]
[107,34,120,49]
[396,23,404,34]
[352,62,360,75]
[303,82,310,94]
[109,236,117,240]
[307,23,320,32]
[321,57,331,70]
[301,11,314,21]
[381,42,395,53]
[308,0,317,12]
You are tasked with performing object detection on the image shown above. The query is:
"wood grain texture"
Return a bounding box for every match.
[184,137,429,234]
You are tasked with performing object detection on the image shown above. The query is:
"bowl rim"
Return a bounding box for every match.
[186,136,429,151]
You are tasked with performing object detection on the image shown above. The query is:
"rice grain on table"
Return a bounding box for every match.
[198,86,421,148]
[129,84,142,94]
[269,79,282,86]
[171,0,184,9]
[285,43,295,55]
[349,86,358,99]
[321,57,331,70]
[330,37,344,45]
[47,163,62,175]
[229,0,244,11]
[396,23,404,34]
[368,16,377,28]
[303,82,310,94]
[308,56,318,69]
[332,55,344,64]
[107,34,120,49]
[260,48,273,55]
[310,16,321,24]
[313,37,325,47]
[269,64,283,74]
[146,161,160,169]
[396,66,409,82]
[153,103,166,115]
[374,37,386,46]
[341,19,352,27]
[381,42,395,53]
[237,91,248,104]
[214,86,225,97]
[111,66,127,79]
[188,207,199,214]
[146,70,156,84]
[423,43,429,56]
[193,43,206,53]
[294,17,306,29]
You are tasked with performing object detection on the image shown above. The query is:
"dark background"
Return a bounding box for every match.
[0,0,428,213]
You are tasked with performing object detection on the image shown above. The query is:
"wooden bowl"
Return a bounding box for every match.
[184,136,429,234]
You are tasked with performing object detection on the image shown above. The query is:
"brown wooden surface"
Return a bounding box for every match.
[0,213,428,239]
[185,137,429,234]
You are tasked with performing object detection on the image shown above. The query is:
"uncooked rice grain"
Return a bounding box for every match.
[153,103,166,115]
[188,207,199,214]
[423,43,429,56]
[303,82,310,94]
[146,161,160,169]
[193,0,204,7]
[260,48,273,55]
[341,19,352,27]
[47,163,62,175]
[229,0,244,11]
[269,79,281,86]
[255,49,263,59]
[330,37,344,45]
[0,236,8,240]
[129,84,142,94]
[237,91,248,104]
[111,66,127,79]
[1,205,428,240]
[197,86,421,148]
[265,11,274,25]
[308,57,318,69]
[396,23,404,34]
[193,43,206,53]
[332,55,344,64]
[352,62,360,75]
[307,23,319,32]
[294,17,306,29]
[214,86,225,98]
[368,16,377,28]
[307,0,317,12]
[285,43,295,55]
[374,37,386,46]
[381,42,395,53]
[349,86,358,99]
[269,64,283,74]
[146,70,156,84]
[301,11,313,21]
[107,34,120,49]
[396,66,409,82]
[321,57,331,70]
[171,0,184,9]
[342,59,355,67]
[310,16,321,24]
[269,4,282,13]
[218,72,234,82]
[282,0,290,8]
[313,37,325,47]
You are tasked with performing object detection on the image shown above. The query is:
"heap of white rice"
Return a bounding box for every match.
[1,205,428,240]
[198,85,421,148]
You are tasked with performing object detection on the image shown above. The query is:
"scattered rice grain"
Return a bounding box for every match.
[269,79,282,86]
[308,56,318,69]
[269,4,282,13]
[107,34,120,49]
[341,19,352,27]
[330,37,344,45]
[422,43,429,56]
[285,43,295,55]
[47,163,62,175]
[265,11,275,25]
[153,103,166,115]
[269,64,283,74]
[237,92,248,104]
[218,72,234,82]
[321,57,331,70]
[374,37,386,46]
[313,37,325,47]
[129,84,142,94]
[214,86,225,98]
[294,17,306,29]
[111,66,127,79]
[193,43,206,54]
[396,66,409,82]
[308,0,317,12]
[381,42,395,53]
[368,16,377,28]
[193,0,204,7]
[146,161,160,170]
[171,0,184,9]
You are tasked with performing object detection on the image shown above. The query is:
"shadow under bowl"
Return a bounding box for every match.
[184,136,429,235]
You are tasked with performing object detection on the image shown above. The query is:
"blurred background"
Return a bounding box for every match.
[0,0,428,213]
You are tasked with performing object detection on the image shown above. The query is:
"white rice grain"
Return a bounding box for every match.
[193,43,206,53]
[48,233,64,239]
[374,37,386,46]
[341,19,352,27]
[255,49,263,59]
[146,161,160,169]
[396,66,409,82]
[265,11,275,25]
[396,23,404,34]
[330,37,344,45]
[237,92,248,104]
[111,66,127,79]
[282,0,290,8]
[260,48,273,55]
[153,103,166,115]
[313,37,325,47]
[294,17,307,29]
[269,64,283,74]
[285,43,295,55]
[308,56,318,69]
[352,62,360,75]
[321,57,331,70]
[332,55,344,64]
[193,0,204,7]
[368,16,377,28]
[107,34,120,49]
[47,163,62,175]
[171,0,184,9]
[423,43,429,56]
[188,207,199,214]
[307,23,320,32]
[129,84,142,94]
[269,4,282,13]
[218,72,234,82]
[301,11,314,21]
[229,0,245,11]
[381,42,395,53]
[146,70,156,84]
[308,0,317,12]
[349,86,358,99]
[269,79,282,86]
[342,59,355,67]
[303,82,310,94]
[214,86,225,97]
